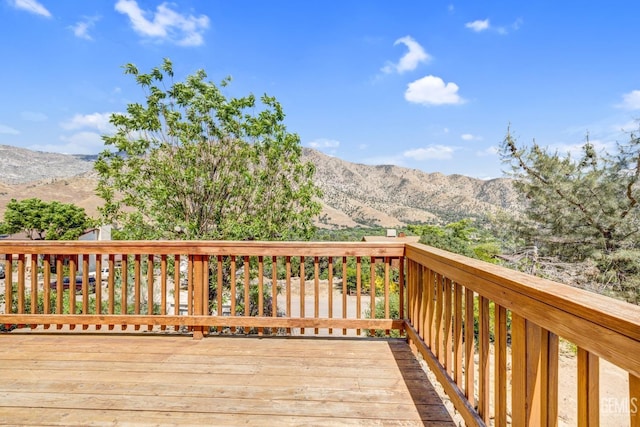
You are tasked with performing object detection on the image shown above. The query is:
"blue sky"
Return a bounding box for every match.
[1,1,639,179]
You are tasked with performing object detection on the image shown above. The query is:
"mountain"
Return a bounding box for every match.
[304,148,519,228]
[0,144,520,228]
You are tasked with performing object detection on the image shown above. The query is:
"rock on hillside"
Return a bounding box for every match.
[0,145,519,228]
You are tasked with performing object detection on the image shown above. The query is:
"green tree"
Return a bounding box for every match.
[501,126,640,303]
[1,198,92,240]
[501,126,640,258]
[408,219,501,262]
[95,59,321,241]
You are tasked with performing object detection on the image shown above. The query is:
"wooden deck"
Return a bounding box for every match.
[0,333,455,426]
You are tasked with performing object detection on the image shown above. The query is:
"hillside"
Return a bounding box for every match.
[0,144,519,228]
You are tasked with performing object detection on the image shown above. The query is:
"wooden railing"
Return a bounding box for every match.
[405,243,640,427]
[0,241,404,338]
[2,240,639,425]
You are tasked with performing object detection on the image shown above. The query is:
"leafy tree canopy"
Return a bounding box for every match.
[408,219,501,263]
[501,125,640,259]
[0,198,93,240]
[95,59,322,241]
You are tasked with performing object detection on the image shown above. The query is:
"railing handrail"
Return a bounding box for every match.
[0,240,406,257]
[406,242,640,378]
[406,242,640,338]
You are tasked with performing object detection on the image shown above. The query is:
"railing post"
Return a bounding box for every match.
[192,254,206,340]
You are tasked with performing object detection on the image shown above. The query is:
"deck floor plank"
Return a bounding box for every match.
[0,334,455,426]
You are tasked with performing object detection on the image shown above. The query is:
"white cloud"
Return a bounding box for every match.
[466,19,490,32]
[10,0,51,18]
[381,36,431,74]
[358,143,368,150]
[69,16,100,40]
[405,75,465,106]
[115,0,210,46]
[307,138,340,149]
[619,90,640,110]
[0,124,20,135]
[477,146,499,157]
[550,139,613,159]
[307,138,340,155]
[404,145,456,160]
[461,133,483,141]
[21,111,47,122]
[61,112,114,133]
[29,132,103,155]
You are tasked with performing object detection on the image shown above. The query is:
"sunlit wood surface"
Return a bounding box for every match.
[0,334,455,426]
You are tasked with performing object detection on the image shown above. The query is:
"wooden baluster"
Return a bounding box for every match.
[369,257,375,336]
[244,256,250,334]
[17,254,25,316]
[160,254,167,331]
[435,273,443,361]
[494,304,508,427]
[544,331,559,426]
[68,256,76,329]
[464,287,475,408]
[29,254,38,318]
[427,269,435,350]
[398,256,405,336]
[202,256,209,336]
[384,257,390,336]
[300,256,305,335]
[147,254,154,331]
[173,254,180,332]
[42,255,50,329]
[342,256,347,336]
[314,256,319,335]
[328,256,333,335]
[107,254,115,330]
[271,256,277,328]
[134,254,141,331]
[81,255,89,317]
[630,374,640,427]
[95,257,102,318]
[231,255,237,334]
[122,255,129,330]
[453,282,463,388]
[216,255,223,333]
[478,296,490,422]
[512,314,559,426]
[257,256,263,336]
[419,266,427,341]
[356,257,361,335]
[443,278,453,375]
[55,256,62,324]
[3,255,13,331]
[578,347,599,427]
[286,256,292,335]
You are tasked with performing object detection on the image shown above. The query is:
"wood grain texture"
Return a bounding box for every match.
[0,334,455,426]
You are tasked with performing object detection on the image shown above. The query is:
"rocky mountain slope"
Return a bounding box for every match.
[0,144,520,228]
